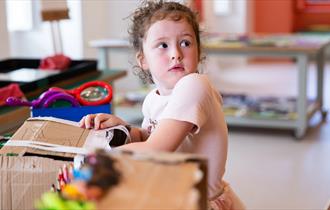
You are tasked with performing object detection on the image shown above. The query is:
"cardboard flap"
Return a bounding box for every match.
[0,118,89,158]
[0,117,129,158]
[97,151,208,210]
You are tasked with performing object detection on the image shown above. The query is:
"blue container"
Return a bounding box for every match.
[31,104,111,122]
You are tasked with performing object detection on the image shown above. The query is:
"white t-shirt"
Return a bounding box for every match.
[141,73,228,198]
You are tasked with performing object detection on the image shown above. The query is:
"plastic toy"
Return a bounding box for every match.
[6,90,80,108]
[50,81,112,106]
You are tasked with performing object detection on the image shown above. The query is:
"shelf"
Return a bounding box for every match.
[225,99,322,131]
[90,36,330,138]
[222,94,315,120]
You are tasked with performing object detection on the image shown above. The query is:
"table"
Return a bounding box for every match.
[89,35,330,138]
[0,69,127,135]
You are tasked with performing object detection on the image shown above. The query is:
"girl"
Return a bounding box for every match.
[80,1,245,209]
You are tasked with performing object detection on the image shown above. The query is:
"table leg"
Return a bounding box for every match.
[316,49,327,120]
[295,55,308,139]
[98,48,109,70]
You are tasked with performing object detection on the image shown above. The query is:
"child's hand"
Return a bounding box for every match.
[79,113,126,130]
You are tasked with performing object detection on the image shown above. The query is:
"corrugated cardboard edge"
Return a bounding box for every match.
[28,117,80,126]
[97,151,208,210]
[0,156,70,210]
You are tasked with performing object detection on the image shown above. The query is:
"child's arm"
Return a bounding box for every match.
[127,125,150,143]
[117,119,194,152]
[79,113,148,143]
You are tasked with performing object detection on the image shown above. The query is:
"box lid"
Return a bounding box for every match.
[0,117,89,158]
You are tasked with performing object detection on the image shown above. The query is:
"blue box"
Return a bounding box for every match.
[31,104,111,122]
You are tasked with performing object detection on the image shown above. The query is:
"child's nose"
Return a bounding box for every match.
[171,47,183,61]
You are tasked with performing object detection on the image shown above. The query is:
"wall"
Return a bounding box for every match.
[0,1,10,59]
[81,0,142,93]
[252,0,294,33]
[203,0,247,34]
[8,0,83,59]
[80,0,110,59]
[295,11,330,31]
[252,0,330,33]
[81,0,248,63]
[246,0,255,34]
[4,0,249,92]
[202,0,249,72]
[250,0,330,57]
[81,0,138,58]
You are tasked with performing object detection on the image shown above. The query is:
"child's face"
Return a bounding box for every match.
[138,18,199,95]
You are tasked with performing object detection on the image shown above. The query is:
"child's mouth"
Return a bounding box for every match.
[169,64,184,71]
[170,67,183,71]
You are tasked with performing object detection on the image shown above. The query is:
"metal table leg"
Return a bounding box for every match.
[316,49,327,121]
[97,47,109,70]
[295,55,308,139]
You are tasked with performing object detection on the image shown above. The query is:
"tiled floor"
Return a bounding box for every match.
[118,59,330,209]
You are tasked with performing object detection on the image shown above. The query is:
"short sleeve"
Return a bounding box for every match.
[159,74,213,134]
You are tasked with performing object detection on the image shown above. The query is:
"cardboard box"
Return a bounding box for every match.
[0,156,68,210]
[0,117,115,158]
[0,117,114,210]
[97,151,208,210]
[31,104,111,122]
[1,117,208,210]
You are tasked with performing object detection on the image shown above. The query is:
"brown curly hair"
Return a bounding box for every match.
[128,0,202,84]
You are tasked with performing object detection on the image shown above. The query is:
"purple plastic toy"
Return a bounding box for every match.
[6,90,80,108]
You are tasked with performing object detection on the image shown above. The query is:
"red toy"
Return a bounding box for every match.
[39,54,71,70]
[50,81,112,106]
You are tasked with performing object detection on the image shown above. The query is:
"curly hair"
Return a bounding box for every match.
[128,0,202,84]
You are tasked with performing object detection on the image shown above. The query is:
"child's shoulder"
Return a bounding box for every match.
[175,73,211,91]
[180,73,208,82]
[170,73,217,103]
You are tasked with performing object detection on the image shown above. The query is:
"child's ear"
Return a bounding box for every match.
[136,52,148,70]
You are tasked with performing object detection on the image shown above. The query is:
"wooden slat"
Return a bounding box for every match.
[41,9,69,21]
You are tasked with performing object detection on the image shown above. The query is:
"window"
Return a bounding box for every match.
[214,0,231,16]
[5,0,34,31]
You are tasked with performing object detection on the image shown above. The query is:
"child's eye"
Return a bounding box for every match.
[158,43,168,49]
[180,40,191,47]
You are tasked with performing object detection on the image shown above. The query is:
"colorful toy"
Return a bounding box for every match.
[35,192,95,210]
[6,80,112,109]
[36,150,121,210]
[50,81,112,106]
[70,151,121,201]
[6,90,80,108]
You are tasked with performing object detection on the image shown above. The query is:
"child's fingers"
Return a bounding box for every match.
[84,114,96,129]
[78,116,86,128]
[80,113,125,130]
[94,113,125,130]
[100,120,118,129]
[68,163,74,181]
[94,114,113,130]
